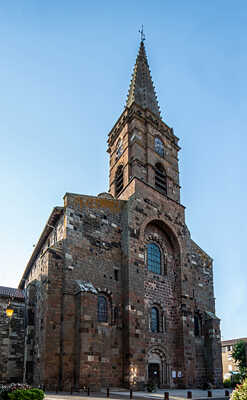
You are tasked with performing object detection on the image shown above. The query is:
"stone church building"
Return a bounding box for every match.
[16,39,222,390]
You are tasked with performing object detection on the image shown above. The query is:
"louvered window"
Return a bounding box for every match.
[115,165,123,196]
[155,163,167,195]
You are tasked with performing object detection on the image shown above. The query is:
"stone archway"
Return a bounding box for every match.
[147,348,170,388]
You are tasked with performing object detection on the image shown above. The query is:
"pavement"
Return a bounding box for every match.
[45,388,232,400]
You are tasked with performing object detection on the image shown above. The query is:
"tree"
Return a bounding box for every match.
[232,341,247,379]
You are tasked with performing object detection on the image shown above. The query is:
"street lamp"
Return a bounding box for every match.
[6,302,14,318]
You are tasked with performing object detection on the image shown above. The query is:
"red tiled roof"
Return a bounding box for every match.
[222,338,247,346]
[0,286,24,299]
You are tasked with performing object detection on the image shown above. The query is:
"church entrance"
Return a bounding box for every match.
[147,349,170,388]
[148,363,160,386]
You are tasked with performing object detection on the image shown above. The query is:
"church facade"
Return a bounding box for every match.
[18,40,222,390]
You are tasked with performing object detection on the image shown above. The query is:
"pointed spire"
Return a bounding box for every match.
[126,39,161,118]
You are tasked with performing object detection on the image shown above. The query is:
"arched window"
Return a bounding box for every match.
[98,296,108,322]
[194,313,201,337]
[115,165,123,196]
[151,307,159,332]
[147,243,161,274]
[113,306,119,324]
[116,139,123,160]
[155,163,167,195]
[155,137,164,157]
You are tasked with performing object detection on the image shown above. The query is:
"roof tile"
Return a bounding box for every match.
[0,286,24,299]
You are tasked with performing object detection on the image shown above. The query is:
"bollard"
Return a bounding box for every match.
[208,391,212,398]
[130,388,133,399]
[70,385,73,395]
[187,392,192,399]
[87,387,90,396]
[164,392,169,400]
[107,388,110,398]
[225,390,230,397]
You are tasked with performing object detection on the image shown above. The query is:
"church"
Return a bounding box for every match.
[16,38,223,390]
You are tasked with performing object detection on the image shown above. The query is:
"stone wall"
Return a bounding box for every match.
[0,293,25,383]
[21,183,223,390]
[18,101,222,389]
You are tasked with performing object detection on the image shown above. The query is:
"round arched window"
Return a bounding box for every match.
[116,139,123,160]
[151,307,159,332]
[155,137,164,157]
[147,243,161,274]
[98,296,108,322]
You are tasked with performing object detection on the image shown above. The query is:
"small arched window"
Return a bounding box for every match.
[98,296,108,322]
[147,243,161,274]
[115,165,123,196]
[113,306,119,324]
[155,137,164,157]
[194,313,201,337]
[116,139,123,160]
[151,307,159,332]
[155,163,167,195]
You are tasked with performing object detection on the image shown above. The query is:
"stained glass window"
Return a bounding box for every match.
[98,296,107,322]
[151,307,159,332]
[147,243,161,274]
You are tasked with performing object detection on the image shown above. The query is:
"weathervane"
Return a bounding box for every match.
[139,25,145,42]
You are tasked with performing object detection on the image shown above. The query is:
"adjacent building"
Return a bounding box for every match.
[0,286,25,383]
[222,338,247,380]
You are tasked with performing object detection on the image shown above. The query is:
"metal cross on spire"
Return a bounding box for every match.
[139,25,145,42]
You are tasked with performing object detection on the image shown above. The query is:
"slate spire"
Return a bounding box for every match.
[126,40,161,118]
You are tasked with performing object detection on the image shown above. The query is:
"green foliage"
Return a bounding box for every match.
[8,389,44,400]
[0,384,31,400]
[232,374,243,387]
[224,375,242,389]
[224,378,232,388]
[231,378,247,400]
[232,341,247,379]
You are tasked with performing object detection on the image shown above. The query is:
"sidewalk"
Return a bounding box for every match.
[45,388,232,400]
[109,389,232,400]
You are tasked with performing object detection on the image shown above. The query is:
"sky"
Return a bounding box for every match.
[0,1,246,341]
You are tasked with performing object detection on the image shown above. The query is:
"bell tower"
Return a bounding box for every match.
[108,39,181,203]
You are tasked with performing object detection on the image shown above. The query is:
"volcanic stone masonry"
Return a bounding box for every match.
[0,287,25,384]
[2,38,223,389]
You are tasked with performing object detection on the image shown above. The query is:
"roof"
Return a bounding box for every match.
[126,40,161,118]
[205,311,220,320]
[222,338,247,346]
[191,239,213,262]
[18,206,64,289]
[0,286,24,299]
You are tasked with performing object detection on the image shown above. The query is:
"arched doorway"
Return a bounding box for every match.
[147,349,170,387]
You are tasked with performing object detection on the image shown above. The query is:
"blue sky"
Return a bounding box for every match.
[0,1,246,340]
